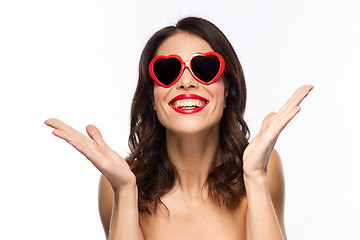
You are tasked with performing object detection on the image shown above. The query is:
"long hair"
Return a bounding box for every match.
[127,17,249,214]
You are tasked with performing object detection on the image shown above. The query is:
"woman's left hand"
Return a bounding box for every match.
[242,85,313,179]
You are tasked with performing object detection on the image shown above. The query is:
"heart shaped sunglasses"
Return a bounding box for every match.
[149,52,225,88]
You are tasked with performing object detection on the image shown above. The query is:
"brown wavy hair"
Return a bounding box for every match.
[127,17,249,214]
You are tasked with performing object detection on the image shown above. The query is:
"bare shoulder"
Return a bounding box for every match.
[98,174,114,238]
[267,149,287,239]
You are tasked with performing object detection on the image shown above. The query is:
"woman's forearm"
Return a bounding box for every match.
[244,175,285,240]
[108,183,142,240]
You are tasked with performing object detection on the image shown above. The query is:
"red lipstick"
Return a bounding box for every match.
[168,94,209,114]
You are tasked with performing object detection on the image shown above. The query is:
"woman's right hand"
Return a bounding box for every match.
[45,118,136,191]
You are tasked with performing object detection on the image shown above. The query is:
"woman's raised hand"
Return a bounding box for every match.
[45,118,136,191]
[242,85,313,179]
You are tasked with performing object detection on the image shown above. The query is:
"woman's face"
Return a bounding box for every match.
[153,32,227,136]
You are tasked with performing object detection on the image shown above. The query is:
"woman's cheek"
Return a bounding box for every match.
[207,79,226,106]
[153,85,166,112]
[153,85,172,126]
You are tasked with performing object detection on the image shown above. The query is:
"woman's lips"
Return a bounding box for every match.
[168,94,209,114]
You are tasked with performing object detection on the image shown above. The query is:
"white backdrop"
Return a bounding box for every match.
[1,0,359,239]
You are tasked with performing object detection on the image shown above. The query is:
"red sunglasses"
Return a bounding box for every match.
[149,52,225,88]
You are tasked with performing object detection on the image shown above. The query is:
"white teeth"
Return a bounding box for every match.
[173,99,206,109]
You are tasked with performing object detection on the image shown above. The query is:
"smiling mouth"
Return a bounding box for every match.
[168,94,209,114]
[172,99,207,109]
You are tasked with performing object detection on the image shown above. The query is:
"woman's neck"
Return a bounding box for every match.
[165,125,221,198]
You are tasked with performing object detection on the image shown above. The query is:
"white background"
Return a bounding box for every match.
[1,0,359,239]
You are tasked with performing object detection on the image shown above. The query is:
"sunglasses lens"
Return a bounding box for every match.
[190,55,221,83]
[153,58,182,86]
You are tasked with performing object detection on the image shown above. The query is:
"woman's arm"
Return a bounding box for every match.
[243,85,313,240]
[99,175,144,240]
[45,118,143,240]
[245,150,287,240]
[108,181,142,240]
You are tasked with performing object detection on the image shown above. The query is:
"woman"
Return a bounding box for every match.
[45,17,312,240]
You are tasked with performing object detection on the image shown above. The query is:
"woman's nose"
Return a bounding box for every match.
[175,68,199,90]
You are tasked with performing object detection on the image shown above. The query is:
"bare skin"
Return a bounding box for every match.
[99,150,285,240]
[45,32,313,240]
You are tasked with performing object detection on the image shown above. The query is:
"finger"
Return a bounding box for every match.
[52,128,85,151]
[52,128,85,149]
[52,128,100,163]
[48,119,95,153]
[285,85,313,106]
[289,85,313,107]
[289,85,313,106]
[277,85,313,116]
[261,106,301,141]
[45,118,88,141]
[274,106,301,134]
[45,118,71,131]
[86,124,108,147]
[260,112,276,130]
[45,118,81,137]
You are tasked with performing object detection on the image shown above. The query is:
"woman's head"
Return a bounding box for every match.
[128,17,249,213]
[133,17,247,132]
[152,32,228,135]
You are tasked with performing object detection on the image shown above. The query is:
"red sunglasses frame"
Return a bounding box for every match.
[149,52,225,88]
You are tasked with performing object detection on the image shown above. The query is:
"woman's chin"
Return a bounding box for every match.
[164,119,220,137]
